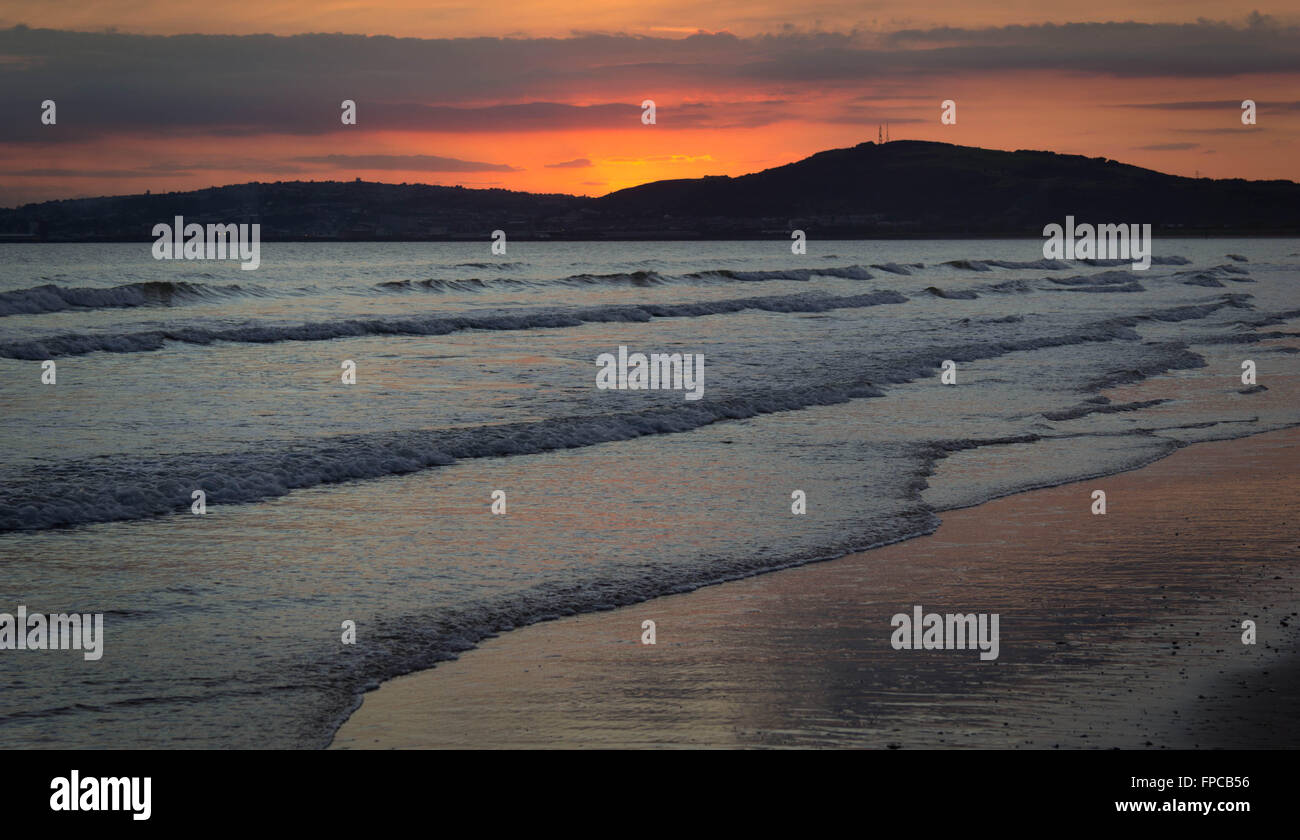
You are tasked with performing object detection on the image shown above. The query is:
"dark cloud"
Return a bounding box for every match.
[293,153,519,171]
[876,19,1300,77]
[0,18,1296,145]
[365,102,638,133]
[2,167,196,177]
[820,109,926,126]
[545,158,592,168]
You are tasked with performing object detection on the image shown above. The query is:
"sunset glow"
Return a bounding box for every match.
[1,3,1298,205]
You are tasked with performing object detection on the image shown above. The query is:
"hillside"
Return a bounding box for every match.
[594,141,1300,235]
[3,141,1298,240]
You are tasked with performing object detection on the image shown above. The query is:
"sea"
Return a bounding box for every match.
[0,238,1296,747]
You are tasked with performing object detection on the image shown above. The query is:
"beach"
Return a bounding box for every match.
[333,426,1300,749]
[2,238,1296,749]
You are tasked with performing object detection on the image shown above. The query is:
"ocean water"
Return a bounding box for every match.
[0,238,1297,747]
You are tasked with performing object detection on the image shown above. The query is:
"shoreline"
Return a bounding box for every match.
[331,425,1300,749]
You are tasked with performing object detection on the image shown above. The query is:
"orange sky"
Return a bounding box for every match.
[5,0,1298,39]
[1,3,1298,205]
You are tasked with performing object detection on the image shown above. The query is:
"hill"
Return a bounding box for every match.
[3,141,1298,240]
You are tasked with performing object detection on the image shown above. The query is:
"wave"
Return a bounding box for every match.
[0,280,255,316]
[1040,397,1171,421]
[986,279,1036,293]
[1193,329,1297,346]
[941,257,1188,271]
[560,270,669,286]
[1175,265,1254,287]
[682,265,874,283]
[1138,295,1254,323]
[374,270,671,292]
[370,264,877,294]
[1078,256,1192,266]
[376,277,500,293]
[1057,281,1146,293]
[0,383,890,532]
[0,289,910,360]
[1081,343,1206,390]
[1047,270,1139,287]
[1045,270,1145,293]
[870,263,921,275]
[0,296,1251,532]
[982,258,1072,270]
[942,259,992,271]
[924,286,979,300]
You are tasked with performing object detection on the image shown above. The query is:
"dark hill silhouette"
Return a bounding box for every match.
[594,141,1300,234]
[3,141,1298,240]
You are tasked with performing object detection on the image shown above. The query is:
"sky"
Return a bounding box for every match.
[1,2,1298,206]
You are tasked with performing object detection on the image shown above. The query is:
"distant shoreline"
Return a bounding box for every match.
[6,142,1300,242]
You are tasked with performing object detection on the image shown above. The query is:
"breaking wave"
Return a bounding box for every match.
[0,295,1254,532]
[0,290,910,360]
[0,280,256,316]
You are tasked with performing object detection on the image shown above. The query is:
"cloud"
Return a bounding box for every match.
[3,18,1297,144]
[545,157,593,168]
[1116,100,1300,111]
[874,20,1300,77]
[820,110,926,126]
[1130,143,1199,151]
[1173,127,1268,134]
[2,167,197,177]
[604,154,714,164]
[293,153,519,171]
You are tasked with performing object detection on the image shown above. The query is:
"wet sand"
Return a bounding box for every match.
[332,427,1300,749]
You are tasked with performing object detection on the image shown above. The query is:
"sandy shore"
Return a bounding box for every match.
[332,427,1300,749]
